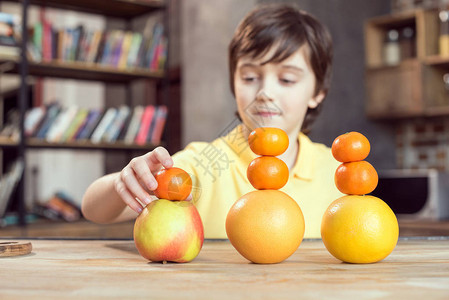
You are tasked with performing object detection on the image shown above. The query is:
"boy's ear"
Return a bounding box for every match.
[308,91,325,109]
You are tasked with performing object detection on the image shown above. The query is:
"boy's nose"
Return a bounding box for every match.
[256,89,274,102]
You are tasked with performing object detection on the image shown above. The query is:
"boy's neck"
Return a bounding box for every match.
[279,134,299,170]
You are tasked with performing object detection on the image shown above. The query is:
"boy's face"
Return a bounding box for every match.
[234,45,324,137]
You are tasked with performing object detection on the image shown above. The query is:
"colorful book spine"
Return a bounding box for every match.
[111,31,125,67]
[90,107,117,144]
[135,105,155,145]
[45,105,78,142]
[42,18,52,62]
[150,105,168,143]
[103,106,130,143]
[61,108,89,142]
[126,33,143,68]
[86,31,102,63]
[33,22,43,58]
[24,106,46,137]
[116,109,134,141]
[145,22,164,68]
[123,105,144,144]
[145,106,159,143]
[117,32,134,69]
[35,104,61,139]
[76,109,103,140]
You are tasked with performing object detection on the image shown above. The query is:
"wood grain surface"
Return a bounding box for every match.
[1,218,449,239]
[0,238,448,299]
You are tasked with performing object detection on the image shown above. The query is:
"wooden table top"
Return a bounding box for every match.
[2,218,449,239]
[0,238,448,299]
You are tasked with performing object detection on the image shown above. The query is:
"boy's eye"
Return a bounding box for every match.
[280,78,296,84]
[243,76,258,82]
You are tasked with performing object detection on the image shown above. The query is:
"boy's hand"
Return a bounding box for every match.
[114,146,174,213]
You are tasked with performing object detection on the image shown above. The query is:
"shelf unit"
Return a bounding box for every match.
[0,0,177,226]
[3,0,165,18]
[0,136,164,151]
[0,58,165,82]
[364,8,449,119]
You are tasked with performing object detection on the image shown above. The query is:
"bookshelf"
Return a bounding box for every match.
[0,138,164,151]
[3,0,165,18]
[0,59,165,83]
[0,0,178,227]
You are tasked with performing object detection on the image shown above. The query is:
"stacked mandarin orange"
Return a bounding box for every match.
[226,127,305,264]
[321,132,399,264]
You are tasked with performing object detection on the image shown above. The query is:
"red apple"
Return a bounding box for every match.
[133,199,204,263]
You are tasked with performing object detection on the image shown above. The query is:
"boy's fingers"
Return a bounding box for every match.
[131,159,158,191]
[121,166,153,205]
[148,147,173,170]
[114,178,144,213]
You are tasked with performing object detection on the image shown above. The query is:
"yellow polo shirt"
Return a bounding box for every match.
[173,124,343,239]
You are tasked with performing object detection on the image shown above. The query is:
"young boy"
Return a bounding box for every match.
[82,3,342,238]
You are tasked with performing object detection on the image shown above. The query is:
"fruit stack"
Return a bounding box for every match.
[246,127,290,190]
[133,167,204,263]
[226,127,305,264]
[332,131,378,196]
[321,132,399,264]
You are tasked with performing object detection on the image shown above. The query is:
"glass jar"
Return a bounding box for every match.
[383,29,401,65]
[439,10,449,56]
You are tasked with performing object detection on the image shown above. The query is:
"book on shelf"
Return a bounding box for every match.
[126,33,143,68]
[32,21,43,57]
[24,10,167,72]
[145,108,158,143]
[135,105,156,145]
[0,159,24,218]
[102,105,131,143]
[145,22,163,69]
[0,12,20,59]
[116,108,134,141]
[75,109,104,141]
[35,103,62,139]
[90,107,117,144]
[150,105,168,143]
[24,106,46,137]
[0,109,20,142]
[61,108,89,142]
[45,105,78,142]
[123,105,145,144]
[0,12,20,45]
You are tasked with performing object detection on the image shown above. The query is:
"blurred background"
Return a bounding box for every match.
[0,0,448,237]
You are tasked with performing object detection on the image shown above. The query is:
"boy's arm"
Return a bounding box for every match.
[82,173,137,224]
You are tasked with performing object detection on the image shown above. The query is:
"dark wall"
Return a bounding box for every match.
[260,0,396,170]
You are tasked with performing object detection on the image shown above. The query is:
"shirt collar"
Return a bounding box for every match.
[222,124,315,180]
[291,132,315,180]
[219,124,257,163]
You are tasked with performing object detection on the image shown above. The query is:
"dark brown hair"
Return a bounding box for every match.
[228,3,333,133]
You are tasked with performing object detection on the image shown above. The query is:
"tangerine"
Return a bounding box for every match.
[154,167,192,201]
[226,190,305,264]
[321,195,399,264]
[334,161,378,195]
[247,156,289,190]
[332,132,370,162]
[248,127,289,156]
